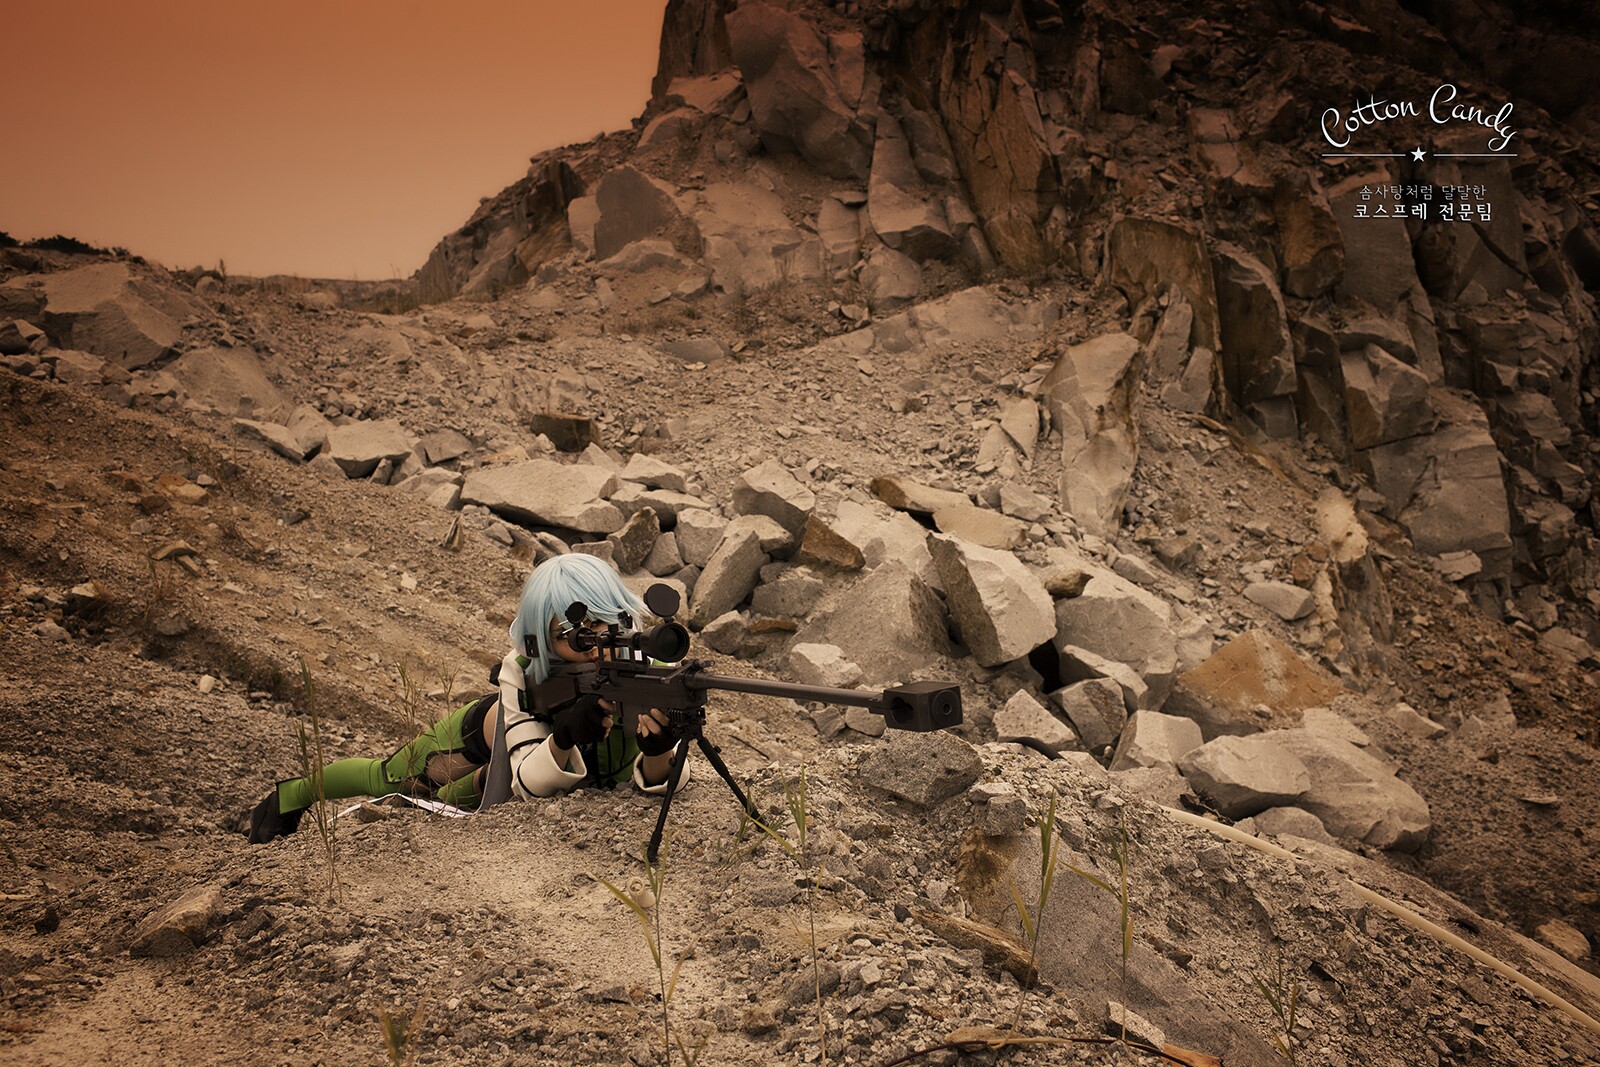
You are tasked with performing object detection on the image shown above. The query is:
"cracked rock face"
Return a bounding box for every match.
[724,1,872,180]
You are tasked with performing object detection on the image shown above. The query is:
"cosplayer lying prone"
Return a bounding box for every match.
[245,554,685,843]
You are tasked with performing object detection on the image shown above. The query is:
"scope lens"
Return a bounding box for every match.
[646,622,691,662]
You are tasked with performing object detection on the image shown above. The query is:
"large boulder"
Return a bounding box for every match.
[167,346,286,419]
[1339,344,1437,449]
[787,643,864,688]
[861,246,922,311]
[593,166,683,261]
[460,461,623,533]
[610,485,714,527]
[1050,678,1127,753]
[1041,333,1142,538]
[1056,644,1150,713]
[901,286,1054,349]
[1187,108,1269,192]
[731,458,815,537]
[994,690,1076,751]
[937,49,1057,272]
[687,182,823,296]
[0,318,44,355]
[664,70,746,115]
[233,418,308,461]
[36,262,197,369]
[858,730,982,807]
[287,404,335,457]
[931,504,1028,550]
[1165,630,1344,739]
[1358,392,1512,579]
[130,885,223,958]
[1263,729,1431,851]
[865,114,956,261]
[674,509,729,567]
[1144,294,1194,384]
[322,419,417,479]
[608,507,661,573]
[817,198,864,272]
[1212,244,1298,434]
[1109,710,1203,771]
[689,525,768,627]
[1105,218,1220,351]
[1242,580,1315,622]
[999,397,1040,460]
[724,1,872,180]
[832,498,938,588]
[750,565,824,618]
[1273,172,1344,299]
[1051,552,1179,707]
[794,514,866,572]
[1177,735,1312,818]
[794,562,954,685]
[566,196,599,259]
[618,455,688,494]
[638,107,705,150]
[901,107,961,185]
[870,476,970,517]
[928,535,1054,667]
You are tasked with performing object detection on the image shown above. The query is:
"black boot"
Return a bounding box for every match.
[244,788,304,844]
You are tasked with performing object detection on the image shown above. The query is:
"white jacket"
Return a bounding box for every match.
[496,649,692,799]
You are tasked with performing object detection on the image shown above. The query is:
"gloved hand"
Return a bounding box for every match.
[635,708,680,757]
[551,694,611,750]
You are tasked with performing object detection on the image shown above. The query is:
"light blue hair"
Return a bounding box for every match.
[510,554,646,684]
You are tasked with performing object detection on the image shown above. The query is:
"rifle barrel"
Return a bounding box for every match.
[687,671,892,713]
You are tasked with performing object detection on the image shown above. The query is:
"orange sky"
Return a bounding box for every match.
[2,1,667,280]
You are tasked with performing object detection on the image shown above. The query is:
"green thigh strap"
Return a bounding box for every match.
[384,701,476,782]
[277,701,480,813]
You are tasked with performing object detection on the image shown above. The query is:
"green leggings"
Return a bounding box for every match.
[277,697,489,814]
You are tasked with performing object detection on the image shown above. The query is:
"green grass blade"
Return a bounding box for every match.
[1062,861,1114,897]
[749,816,799,859]
[1040,835,1061,908]
[1252,972,1282,1016]
[1008,881,1036,942]
[596,876,657,961]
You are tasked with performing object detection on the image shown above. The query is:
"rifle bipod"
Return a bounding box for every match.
[647,710,758,864]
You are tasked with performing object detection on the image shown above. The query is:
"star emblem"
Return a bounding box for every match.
[1411,146,1426,162]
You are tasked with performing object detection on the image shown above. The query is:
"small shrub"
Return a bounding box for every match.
[139,558,181,634]
[1008,791,1063,1031]
[295,656,342,902]
[1253,954,1301,1065]
[597,840,706,1065]
[751,769,829,1065]
[26,234,108,256]
[379,1001,427,1066]
[396,658,426,734]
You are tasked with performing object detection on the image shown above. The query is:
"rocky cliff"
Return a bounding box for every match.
[414,0,1600,632]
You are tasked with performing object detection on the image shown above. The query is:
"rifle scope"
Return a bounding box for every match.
[564,585,692,662]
